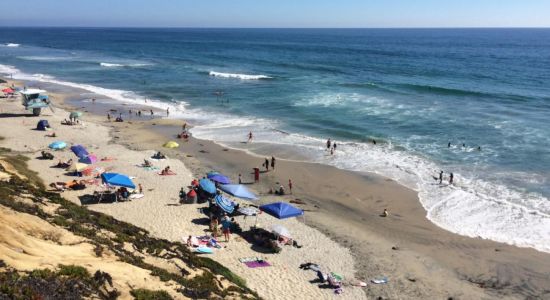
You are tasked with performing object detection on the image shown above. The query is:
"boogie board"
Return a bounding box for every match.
[129,193,144,199]
[196,247,213,254]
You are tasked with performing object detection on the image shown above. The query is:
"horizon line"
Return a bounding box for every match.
[1,25,550,30]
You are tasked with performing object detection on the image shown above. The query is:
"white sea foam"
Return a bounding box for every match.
[100,62,152,68]
[209,71,272,80]
[18,56,73,62]
[5,43,20,47]
[1,63,549,253]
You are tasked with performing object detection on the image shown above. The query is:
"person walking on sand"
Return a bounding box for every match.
[166,107,169,117]
[238,173,242,184]
[288,179,293,194]
[449,173,454,185]
[271,156,276,170]
[107,113,111,122]
[264,158,269,171]
[439,171,443,184]
[138,183,143,194]
[248,131,253,143]
[326,138,331,150]
[150,109,154,118]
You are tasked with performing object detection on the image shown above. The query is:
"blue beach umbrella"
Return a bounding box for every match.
[48,141,67,150]
[215,194,235,214]
[208,173,231,184]
[199,178,216,194]
[70,145,89,159]
[101,173,136,189]
[219,184,258,201]
[260,202,304,219]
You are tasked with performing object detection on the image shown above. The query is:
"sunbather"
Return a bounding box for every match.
[142,159,153,167]
[41,151,54,160]
[45,132,56,137]
[49,182,65,191]
[153,151,166,159]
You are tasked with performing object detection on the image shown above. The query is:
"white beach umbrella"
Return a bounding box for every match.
[271,224,292,239]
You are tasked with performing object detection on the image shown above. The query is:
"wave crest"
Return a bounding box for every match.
[209,71,272,80]
[5,43,20,47]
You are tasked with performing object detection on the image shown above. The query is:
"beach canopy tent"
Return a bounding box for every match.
[69,111,83,119]
[207,171,220,177]
[260,202,304,219]
[78,154,97,164]
[219,184,258,201]
[101,173,136,189]
[199,178,216,194]
[70,145,89,159]
[49,141,67,150]
[272,224,291,238]
[66,162,88,172]
[207,173,231,184]
[163,141,179,148]
[215,194,236,214]
[36,119,50,131]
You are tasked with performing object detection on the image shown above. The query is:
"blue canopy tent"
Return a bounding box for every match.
[70,145,89,159]
[101,173,136,189]
[199,178,216,194]
[215,194,236,214]
[208,173,231,184]
[219,184,258,201]
[36,119,50,131]
[260,202,304,219]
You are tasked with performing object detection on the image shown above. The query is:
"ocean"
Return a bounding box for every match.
[1,28,549,252]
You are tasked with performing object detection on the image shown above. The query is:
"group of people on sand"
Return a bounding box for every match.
[61,118,80,126]
[262,156,276,171]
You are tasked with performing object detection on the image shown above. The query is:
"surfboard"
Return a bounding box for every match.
[129,193,144,199]
[196,247,213,254]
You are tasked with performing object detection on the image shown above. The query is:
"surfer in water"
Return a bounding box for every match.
[448,142,451,148]
[248,131,253,143]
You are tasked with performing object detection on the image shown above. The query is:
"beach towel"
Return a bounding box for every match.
[371,277,388,284]
[158,172,177,176]
[244,261,271,268]
[239,257,262,263]
[136,165,159,171]
[195,247,213,254]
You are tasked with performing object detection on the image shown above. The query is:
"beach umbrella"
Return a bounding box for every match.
[2,88,14,93]
[219,184,258,201]
[271,224,292,238]
[260,202,304,219]
[207,171,220,177]
[215,194,235,214]
[199,178,216,194]
[66,162,88,172]
[78,154,97,164]
[208,173,231,184]
[48,141,67,150]
[101,172,136,189]
[163,141,179,148]
[70,145,89,159]
[69,111,83,119]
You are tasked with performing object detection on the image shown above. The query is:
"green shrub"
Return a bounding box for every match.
[130,289,173,300]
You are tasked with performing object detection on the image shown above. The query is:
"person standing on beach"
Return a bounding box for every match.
[92,98,96,104]
[183,122,187,130]
[138,110,142,117]
[288,179,293,194]
[264,158,269,171]
[138,183,143,194]
[449,173,454,185]
[166,107,170,117]
[333,143,337,152]
[238,173,242,184]
[326,138,331,150]
[150,109,154,118]
[271,156,276,170]
[439,171,443,184]
[210,217,219,238]
[221,217,232,242]
[107,113,111,122]
[248,131,253,143]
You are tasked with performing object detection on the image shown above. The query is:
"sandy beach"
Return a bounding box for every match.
[1,78,550,299]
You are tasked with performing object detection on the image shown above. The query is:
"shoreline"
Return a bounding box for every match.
[3,77,550,299]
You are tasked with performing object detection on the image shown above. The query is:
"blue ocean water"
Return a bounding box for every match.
[1,28,549,251]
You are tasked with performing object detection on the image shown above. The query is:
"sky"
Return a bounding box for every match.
[1,0,549,28]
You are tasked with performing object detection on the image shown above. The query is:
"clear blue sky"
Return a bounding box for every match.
[2,0,549,28]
